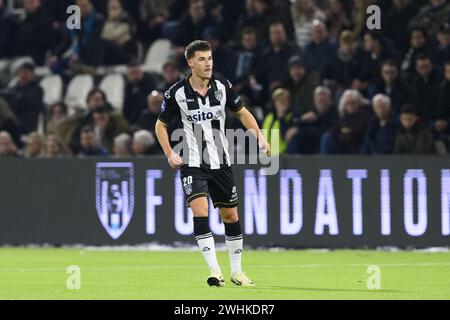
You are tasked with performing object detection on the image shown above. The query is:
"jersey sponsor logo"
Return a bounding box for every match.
[161,100,166,112]
[186,111,215,123]
[180,98,196,104]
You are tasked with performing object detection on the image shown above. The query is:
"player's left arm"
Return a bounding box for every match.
[223,77,270,156]
[235,107,271,157]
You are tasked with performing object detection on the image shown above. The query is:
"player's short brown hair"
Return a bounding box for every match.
[185,40,211,60]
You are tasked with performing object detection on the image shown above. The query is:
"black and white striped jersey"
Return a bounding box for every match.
[158,73,244,170]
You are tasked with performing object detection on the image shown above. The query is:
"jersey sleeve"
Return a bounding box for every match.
[224,79,244,112]
[158,90,179,124]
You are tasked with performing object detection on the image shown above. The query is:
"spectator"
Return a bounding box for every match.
[202,27,236,79]
[262,88,297,155]
[136,91,163,133]
[0,0,16,59]
[281,55,319,116]
[0,131,19,157]
[435,23,450,69]
[138,0,175,44]
[394,104,436,154]
[233,0,271,44]
[132,130,159,155]
[92,106,129,152]
[286,86,338,154]
[231,27,261,100]
[113,133,132,157]
[101,0,136,64]
[55,88,110,153]
[44,133,71,158]
[438,61,450,124]
[304,20,337,80]
[123,63,156,124]
[291,0,326,48]
[409,0,450,37]
[46,102,68,134]
[371,60,411,114]
[409,54,442,122]
[361,94,399,154]
[51,0,105,69]
[7,62,44,134]
[255,21,302,103]
[78,125,109,156]
[173,0,217,48]
[323,30,365,94]
[384,0,419,55]
[435,61,450,153]
[320,89,372,154]
[13,0,53,65]
[23,132,45,158]
[324,0,351,44]
[85,87,111,113]
[157,61,183,92]
[401,27,435,77]
[357,31,395,90]
[0,97,21,145]
[351,0,373,36]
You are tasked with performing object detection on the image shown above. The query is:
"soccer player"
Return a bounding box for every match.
[155,40,270,287]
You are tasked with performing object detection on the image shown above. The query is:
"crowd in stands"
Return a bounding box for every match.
[0,0,450,158]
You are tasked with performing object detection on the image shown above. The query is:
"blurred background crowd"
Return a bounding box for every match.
[0,0,449,158]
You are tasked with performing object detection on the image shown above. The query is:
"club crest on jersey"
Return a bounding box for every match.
[215,90,223,101]
[95,163,135,240]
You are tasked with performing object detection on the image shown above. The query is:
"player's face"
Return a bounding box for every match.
[188,50,213,80]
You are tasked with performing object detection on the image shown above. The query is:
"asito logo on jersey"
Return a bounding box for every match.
[95,163,135,239]
[187,110,214,123]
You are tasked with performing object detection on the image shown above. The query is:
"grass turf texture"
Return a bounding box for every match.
[0,248,449,300]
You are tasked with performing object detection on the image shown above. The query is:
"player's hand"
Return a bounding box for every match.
[259,138,271,157]
[168,150,183,169]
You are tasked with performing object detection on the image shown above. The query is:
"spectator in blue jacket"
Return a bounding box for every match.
[304,20,337,81]
[361,94,399,154]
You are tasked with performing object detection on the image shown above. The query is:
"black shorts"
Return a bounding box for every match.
[180,165,238,208]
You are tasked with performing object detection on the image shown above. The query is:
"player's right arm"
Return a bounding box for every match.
[155,120,183,169]
[155,89,183,169]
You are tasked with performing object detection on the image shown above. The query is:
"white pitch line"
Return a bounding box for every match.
[1,262,450,273]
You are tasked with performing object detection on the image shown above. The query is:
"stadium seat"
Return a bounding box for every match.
[7,76,18,88]
[64,74,94,111]
[40,75,63,106]
[99,73,125,111]
[144,39,172,73]
[0,59,9,73]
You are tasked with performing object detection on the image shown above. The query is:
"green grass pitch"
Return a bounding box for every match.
[0,248,449,300]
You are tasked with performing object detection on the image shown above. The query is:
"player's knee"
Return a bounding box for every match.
[190,197,209,217]
[220,208,239,223]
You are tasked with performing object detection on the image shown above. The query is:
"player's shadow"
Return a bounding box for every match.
[262,286,409,294]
